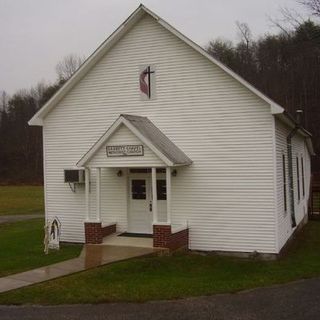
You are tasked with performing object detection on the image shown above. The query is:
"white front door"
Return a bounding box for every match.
[128,175,153,234]
[128,172,168,234]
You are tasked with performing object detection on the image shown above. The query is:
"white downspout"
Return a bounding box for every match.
[166,167,171,224]
[151,168,158,224]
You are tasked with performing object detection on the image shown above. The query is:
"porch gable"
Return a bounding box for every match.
[77,114,192,168]
[88,124,165,168]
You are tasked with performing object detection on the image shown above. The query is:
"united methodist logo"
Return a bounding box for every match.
[139,65,155,99]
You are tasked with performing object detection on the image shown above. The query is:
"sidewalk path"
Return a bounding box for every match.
[0,277,319,320]
[0,214,43,224]
[0,245,157,293]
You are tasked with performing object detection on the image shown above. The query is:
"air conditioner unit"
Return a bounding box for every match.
[64,169,85,183]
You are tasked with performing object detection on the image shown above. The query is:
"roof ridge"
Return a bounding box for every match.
[29,3,285,127]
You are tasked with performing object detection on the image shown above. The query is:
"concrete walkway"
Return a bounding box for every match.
[0,214,43,224]
[1,277,319,319]
[0,245,158,293]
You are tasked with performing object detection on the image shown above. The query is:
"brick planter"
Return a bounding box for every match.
[85,222,103,244]
[102,223,116,237]
[170,228,189,250]
[153,224,189,250]
[84,222,116,244]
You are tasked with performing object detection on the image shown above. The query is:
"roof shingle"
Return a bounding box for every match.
[121,114,192,166]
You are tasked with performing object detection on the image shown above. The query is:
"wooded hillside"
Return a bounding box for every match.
[207,19,320,170]
[0,54,83,184]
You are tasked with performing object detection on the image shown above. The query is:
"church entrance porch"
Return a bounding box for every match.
[77,114,192,249]
[83,166,189,250]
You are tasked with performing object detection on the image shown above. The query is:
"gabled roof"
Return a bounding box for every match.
[77,114,192,167]
[29,4,285,126]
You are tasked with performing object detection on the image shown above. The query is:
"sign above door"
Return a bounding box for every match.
[106,145,144,157]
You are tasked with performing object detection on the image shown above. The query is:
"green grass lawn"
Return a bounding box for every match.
[0,186,44,215]
[0,220,319,305]
[0,219,82,277]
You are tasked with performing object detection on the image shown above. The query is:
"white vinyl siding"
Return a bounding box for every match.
[275,119,311,251]
[44,15,277,252]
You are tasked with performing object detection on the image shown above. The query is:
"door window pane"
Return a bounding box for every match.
[132,180,146,199]
[157,180,167,200]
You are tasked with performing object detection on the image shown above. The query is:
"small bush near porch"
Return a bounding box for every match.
[1,221,320,304]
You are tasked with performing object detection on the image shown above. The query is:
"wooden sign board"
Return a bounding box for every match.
[106,145,144,157]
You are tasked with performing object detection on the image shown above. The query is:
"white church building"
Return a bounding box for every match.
[29,5,314,255]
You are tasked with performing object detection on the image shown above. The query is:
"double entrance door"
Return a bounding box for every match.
[128,171,167,234]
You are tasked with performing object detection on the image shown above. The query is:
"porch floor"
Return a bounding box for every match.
[102,233,154,248]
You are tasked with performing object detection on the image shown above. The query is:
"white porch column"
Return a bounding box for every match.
[85,168,90,220]
[166,167,171,224]
[96,167,101,221]
[151,167,158,224]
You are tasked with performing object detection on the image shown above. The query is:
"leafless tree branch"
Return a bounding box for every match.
[268,6,305,35]
[236,21,252,50]
[300,0,320,16]
[55,54,85,81]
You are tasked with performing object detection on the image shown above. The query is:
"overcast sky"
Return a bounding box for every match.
[0,0,309,94]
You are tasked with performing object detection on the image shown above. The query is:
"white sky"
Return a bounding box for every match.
[0,0,310,94]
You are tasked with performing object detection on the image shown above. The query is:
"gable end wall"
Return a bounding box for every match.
[43,15,277,253]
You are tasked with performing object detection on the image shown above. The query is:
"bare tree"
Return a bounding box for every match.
[300,0,320,16]
[55,54,85,81]
[236,21,252,51]
[30,81,48,109]
[0,90,8,112]
[268,7,305,35]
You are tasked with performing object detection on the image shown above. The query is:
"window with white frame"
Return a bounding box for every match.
[282,154,287,212]
[301,156,305,198]
[296,156,300,201]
